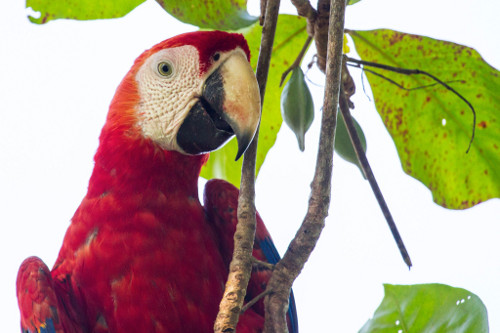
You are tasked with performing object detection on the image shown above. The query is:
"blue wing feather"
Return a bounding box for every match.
[259,236,299,333]
[38,319,56,333]
[204,179,299,333]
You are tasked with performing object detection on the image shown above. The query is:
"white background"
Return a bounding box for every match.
[1,0,499,331]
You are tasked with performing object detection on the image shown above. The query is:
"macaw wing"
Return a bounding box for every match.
[203,179,298,333]
[16,257,66,333]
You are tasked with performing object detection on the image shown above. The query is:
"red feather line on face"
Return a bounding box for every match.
[133,31,251,76]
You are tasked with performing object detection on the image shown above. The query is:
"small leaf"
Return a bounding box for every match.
[347,0,363,5]
[335,113,367,177]
[26,0,145,24]
[349,29,500,209]
[343,33,350,54]
[281,67,314,151]
[159,0,257,30]
[201,15,309,186]
[360,284,489,333]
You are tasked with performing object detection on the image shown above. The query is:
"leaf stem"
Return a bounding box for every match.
[338,78,413,269]
[280,36,313,86]
[346,56,476,153]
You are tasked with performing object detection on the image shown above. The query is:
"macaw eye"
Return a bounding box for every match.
[157,61,174,77]
[213,53,220,62]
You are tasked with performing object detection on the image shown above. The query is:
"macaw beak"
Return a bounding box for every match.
[176,50,261,160]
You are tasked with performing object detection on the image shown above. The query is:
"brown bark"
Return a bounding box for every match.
[263,0,347,331]
[213,0,281,331]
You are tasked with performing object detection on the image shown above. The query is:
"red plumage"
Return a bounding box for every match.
[17,31,297,333]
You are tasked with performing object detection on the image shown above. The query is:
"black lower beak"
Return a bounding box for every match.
[176,68,235,155]
[176,97,234,155]
[175,50,261,159]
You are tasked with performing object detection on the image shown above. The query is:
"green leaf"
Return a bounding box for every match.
[349,29,500,209]
[360,284,489,333]
[159,0,257,30]
[26,0,145,24]
[335,113,367,177]
[347,0,363,5]
[201,15,308,186]
[281,67,314,151]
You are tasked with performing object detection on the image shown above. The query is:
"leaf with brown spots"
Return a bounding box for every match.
[349,29,500,209]
[158,0,257,30]
[26,0,145,24]
[201,15,309,186]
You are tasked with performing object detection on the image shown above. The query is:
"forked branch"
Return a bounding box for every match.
[263,0,347,331]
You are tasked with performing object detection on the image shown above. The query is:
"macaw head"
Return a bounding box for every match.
[107,31,261,160]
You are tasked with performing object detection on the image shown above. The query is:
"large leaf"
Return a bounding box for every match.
[158,0,257,30]
[201,15,308,185]
[349,29,500,209]
[360,284,489,333]
[26,0,145,24]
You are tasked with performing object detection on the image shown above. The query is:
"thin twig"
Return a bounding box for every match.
[241,289,273,314]
[346,56,476,153]
[280,36,313,86]
[213,0,281,332]
[263,0,347,331]
[253,257,275,270]
[338,77,412,269]
[360,67,372,101]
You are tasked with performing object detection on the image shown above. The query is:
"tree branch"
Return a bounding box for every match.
[290,0,317,35]
[313,0,331,72]
[213,0,281,332]
[263,0,347,331]
[291,0,317,21]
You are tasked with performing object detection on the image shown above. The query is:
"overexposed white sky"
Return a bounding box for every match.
[1,0,499,332]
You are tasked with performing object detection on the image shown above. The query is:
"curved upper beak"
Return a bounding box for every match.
[176,50,261,160]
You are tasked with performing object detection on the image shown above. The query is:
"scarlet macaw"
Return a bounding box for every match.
[16,31,298,333]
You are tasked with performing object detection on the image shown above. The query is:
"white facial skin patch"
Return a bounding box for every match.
[135,45,201,152]
[135,45,253,155]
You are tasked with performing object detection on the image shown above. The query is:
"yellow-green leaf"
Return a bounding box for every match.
[159,0,257,30]
[26,0,145,24]
[201,15,308,185]
[349,29,500,209]
[360,284,488,333]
